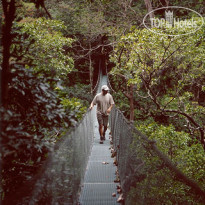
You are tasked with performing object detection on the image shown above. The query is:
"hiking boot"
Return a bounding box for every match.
[100,136,104,144]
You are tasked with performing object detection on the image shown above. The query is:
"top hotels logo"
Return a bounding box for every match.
[143,6,204,36]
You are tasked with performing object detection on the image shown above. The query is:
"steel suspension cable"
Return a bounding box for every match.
[109,107,205,204]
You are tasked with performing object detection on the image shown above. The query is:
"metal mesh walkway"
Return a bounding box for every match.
[79,76,120,205]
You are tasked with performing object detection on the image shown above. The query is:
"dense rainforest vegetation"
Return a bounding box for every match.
[0,0,205,204]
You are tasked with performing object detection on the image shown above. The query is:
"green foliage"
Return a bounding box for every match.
[12,17,74,77]
[46,0,145,36]
[108,75,130,118]
[111,18,205,145]
[125,119,205,204]
[1,66,67,200]
[60,97,87,121]
[170,0,205,15]
[136,120,205,180]
[1,4,94,201]
[110,17,205,204]
[1,64,91,201]
[56,82,92,107]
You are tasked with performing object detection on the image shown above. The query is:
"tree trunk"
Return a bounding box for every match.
[1,0,16,199]
[165,0,169,6]
[1,0,16,107]
[89,42,93,94]
[129,84,134,122]
[144,0,154,19]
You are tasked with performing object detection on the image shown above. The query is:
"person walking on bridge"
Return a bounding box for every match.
[90,85,115,143]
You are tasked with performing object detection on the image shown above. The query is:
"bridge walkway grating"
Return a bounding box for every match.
[79,76,120,205]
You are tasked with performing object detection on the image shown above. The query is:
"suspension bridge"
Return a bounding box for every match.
[79,75,120,205]
[13,68,205,205]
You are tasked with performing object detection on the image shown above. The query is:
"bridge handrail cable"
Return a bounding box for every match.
[109,107,205,203]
